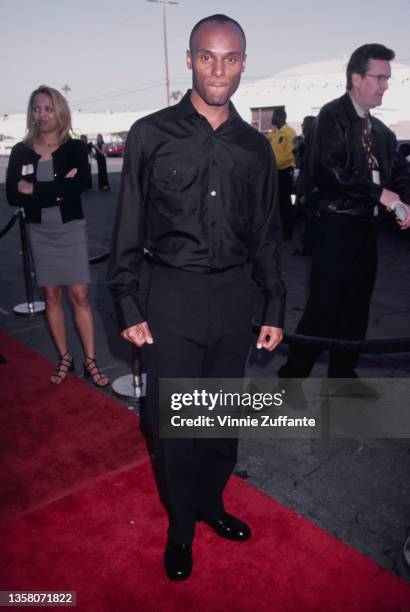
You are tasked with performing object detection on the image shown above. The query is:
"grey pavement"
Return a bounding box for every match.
[1,165,410,581]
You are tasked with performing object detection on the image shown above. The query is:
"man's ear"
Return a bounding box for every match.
[242,53,247,73]
[186,50,192,70]
[351,72,361,88]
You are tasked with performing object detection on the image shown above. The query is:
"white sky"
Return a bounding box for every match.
[1,0,409,114]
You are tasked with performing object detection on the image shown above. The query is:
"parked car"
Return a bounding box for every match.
[105,141,125,157]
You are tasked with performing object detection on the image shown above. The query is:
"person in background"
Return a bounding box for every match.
[397,142,410,179]
[398,142,410,162]
[80,134,92,189]
[266,107,297,240]
[6,85,109,388]
[94,133,110,191]
[278,44,410,388]
[293,115,316,256]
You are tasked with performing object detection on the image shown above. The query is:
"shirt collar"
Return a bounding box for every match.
[173,89,241,124]
[348,92,368,118]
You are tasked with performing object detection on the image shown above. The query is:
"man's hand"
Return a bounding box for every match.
[256,326,283,351]
[65,168,77,178]
[121,321,154,347]
[379,188,400,209]
[398,204,410,230]
[17,179,33,195]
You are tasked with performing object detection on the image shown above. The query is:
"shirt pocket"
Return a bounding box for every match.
[150,163,198,215]
[152,163,197,191]
[229,164,255,223]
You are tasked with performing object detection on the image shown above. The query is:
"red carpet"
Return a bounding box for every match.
[0,330,147,520]
[1,331,410,611]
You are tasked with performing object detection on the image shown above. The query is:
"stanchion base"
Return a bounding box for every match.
[404,536,410,567]
[111,373,147,402]
[14,301,45,315]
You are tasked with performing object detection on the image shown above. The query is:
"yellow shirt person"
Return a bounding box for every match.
[267,108,296,240]
[267,123,296,170]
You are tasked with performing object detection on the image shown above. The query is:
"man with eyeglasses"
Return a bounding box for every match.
[278,43,410,389]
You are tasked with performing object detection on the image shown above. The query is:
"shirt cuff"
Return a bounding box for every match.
[262,295,286,328]
[114,293,145,332]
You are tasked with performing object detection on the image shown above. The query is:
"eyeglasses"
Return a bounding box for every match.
[365,73,391,84]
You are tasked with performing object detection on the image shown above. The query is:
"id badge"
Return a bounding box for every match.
[372,170,380,216]
[372,170,380,185]
[21,164,34,176]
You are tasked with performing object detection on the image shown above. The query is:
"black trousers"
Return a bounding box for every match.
[86,162,92,189]
[141,263,253,544]
[278,167,295,240]
[279,213,378,378]
[96,153,109,189]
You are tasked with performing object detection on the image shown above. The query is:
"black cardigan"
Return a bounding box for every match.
[6,138,89,223]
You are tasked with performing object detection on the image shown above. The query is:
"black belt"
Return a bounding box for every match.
[150,258,244,276]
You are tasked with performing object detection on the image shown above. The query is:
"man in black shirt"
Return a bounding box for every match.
[108,14,285,581]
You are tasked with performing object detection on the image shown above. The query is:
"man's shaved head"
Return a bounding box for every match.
[189,14,246,53]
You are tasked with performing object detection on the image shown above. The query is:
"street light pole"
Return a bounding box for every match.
[147,0,179,107]
[162,0,171,107]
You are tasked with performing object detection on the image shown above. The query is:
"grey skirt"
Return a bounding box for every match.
[28,207,91,287]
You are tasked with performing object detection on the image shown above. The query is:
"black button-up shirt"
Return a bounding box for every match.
[107,91,286,330]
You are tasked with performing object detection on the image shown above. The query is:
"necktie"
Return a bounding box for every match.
[362,113,380,217]
[362,113,377,170]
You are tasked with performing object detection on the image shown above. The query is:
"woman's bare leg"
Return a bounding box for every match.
[68,284,109,386]
[44,285,72,383]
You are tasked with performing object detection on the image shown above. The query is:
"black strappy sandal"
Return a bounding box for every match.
[50,351,75,384]
[83,356,109,388]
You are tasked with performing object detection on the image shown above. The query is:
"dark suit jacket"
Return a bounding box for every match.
[310,92,410,218]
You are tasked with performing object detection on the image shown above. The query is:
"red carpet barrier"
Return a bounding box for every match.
[0,331,147,520]
[1,331,410,610]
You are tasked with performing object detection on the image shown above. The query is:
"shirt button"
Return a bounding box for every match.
[211,221,216,227]
[210,190,217,197]
[212,160,217,166]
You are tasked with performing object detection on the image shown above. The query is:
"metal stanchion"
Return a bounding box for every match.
[13,209,45,315]
[404,536,410,567]
[111,344,146,402]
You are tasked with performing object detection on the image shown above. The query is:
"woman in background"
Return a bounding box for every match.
[6,85,109,387]
[94,133,110,190]
[80,134,93,189]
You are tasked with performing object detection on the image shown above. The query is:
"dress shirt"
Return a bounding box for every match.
[348,92,366,119]
[107,91,286,331]
[348,93,379,171]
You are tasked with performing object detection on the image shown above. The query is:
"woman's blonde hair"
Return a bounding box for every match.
[24,85,72,145]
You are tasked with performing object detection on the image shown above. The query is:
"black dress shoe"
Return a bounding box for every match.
[164,541,193,581]
[277,376,307,410]
[199,512,251,541]
[330,379,380,399]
